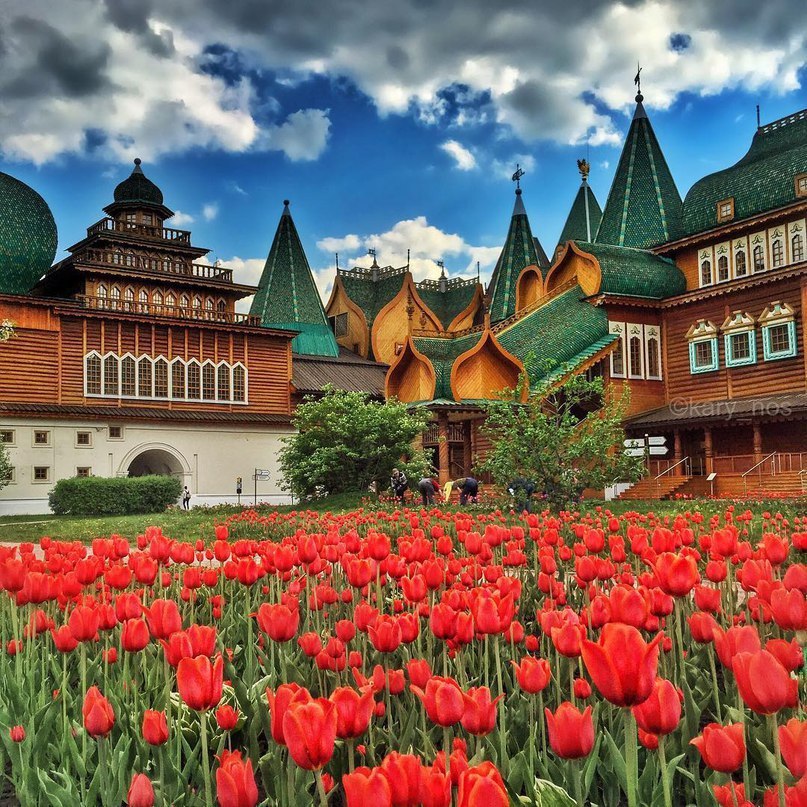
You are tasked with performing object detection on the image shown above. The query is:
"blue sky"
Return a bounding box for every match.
[1,0,805,303]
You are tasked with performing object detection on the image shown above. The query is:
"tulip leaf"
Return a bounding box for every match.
[36,769,75,807]
[582,733,603,798]
[751,736,778,780]
[603,729,627,793]
[532,778,577,806]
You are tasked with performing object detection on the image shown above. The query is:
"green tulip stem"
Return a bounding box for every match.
[571,758,584,807]
[624,709,639,807]
[769,715,786,807]
[314,769,329,807]
[200,713,213,807]
[493,638,507,773]
[707,646,722,722]
[658,735,673,807]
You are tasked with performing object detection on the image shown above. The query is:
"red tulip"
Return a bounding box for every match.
[51,625,78,653]
[265,683,312,745]
[580,623,661,707]
[550,622,585,657]
[691,723,745,772]
[511,657,551,694]
[368,615,402,653]
[457,762,509,807]
[142,709,168,745]
[9,725,25,742]
[83,686,115,738]
[460,687,503,736]
[215,750,259,807]
[282,698,337,770]
[713,625,761,671]
[329,686,375,739]
[255,603,299,643]
[688,612,718,644]
[778,718,807,779]
[380,752,422,806]
[733,650,798,714]
[127,773,155,807]
[419,765,451,807]
[342,766,392,807]
[143,599,182,639]
[410,676,465,727]
[176,655,223,711]
[632,678,681,736]
[215,705,239,731]
[770,588,807,632]
[406,659,432,689]
[654,552,699,596]
[544,702,594,759]
[69,605,99,643]
[121,619,150,652]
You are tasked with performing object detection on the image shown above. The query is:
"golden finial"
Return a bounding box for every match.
[577,159,590,180]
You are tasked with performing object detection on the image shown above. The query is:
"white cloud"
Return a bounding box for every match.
[255,108,331,161]
[171,210,195,226]
[440,140,476,171]
[491,154,536,182]
[202,203,219,221]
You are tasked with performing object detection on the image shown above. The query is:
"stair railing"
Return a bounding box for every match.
[799,469,807,494]
[741,452,777,493]
[655,457,691,497]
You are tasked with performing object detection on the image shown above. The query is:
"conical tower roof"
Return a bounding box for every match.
[250,200,339,357]
[556,161,603,252]
[487,189,541,323]
[595,92,682,249]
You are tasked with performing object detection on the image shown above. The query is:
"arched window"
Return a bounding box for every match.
[138,357,152,397]
[121,356,136,396]
[753,245,765,272]
[153,290,164,308]
[216,300,226,317]
[124,253,134,267]
[187,362,201,399]
[110,286,121,308]
[192,296,202,310]
[205,297,214,311]
[735,251,747,277]
[217,364,230,401]
[112,251,121,265]
[103,355,119,396]
[646,337,660,379]
[97,283,108,300]
[179,294,189,309]
[171,360,186,399]
[610,333,625,377]
[717,255,729,282]
[628,335,643,378]
[154,359,169,398]
[124,287,134,311]
[202,363,216,400]
[166,292,176,308]
[138,289,149,312]
[772,239,783,267]
[85,354,102,395]
[791,233,804,263]
[700,260,712,285]
[232,365,246,402]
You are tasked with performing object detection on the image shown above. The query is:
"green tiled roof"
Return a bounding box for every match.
[415,280,478,329]
[413,331,483,399]
[0,172,57,294]
[557,181,603,252]
[496,285,612,387]
[487,190,541,322]
[682,109,807,236]
[250,201,338,357]
[574,241,686,299]
[340,269,407,327]
[113,159,164,206]
[596,96,683,249]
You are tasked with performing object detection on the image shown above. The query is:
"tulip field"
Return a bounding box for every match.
[0,504,805,807]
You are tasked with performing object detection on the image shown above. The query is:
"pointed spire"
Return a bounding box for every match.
[556,159,603,252]
[487,186,542,323]
[249,200,339,357]
[595,85,682,248]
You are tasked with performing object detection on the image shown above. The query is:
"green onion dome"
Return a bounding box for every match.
[113,158,164,206]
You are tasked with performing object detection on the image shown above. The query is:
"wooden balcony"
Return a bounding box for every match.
[80,253,233,283]
[75,295,262,326]
[87,217,192,245]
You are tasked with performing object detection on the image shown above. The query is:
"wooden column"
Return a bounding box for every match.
[673,430,683,476]
[704,427,714,475]
[463,421,473,476]
[752,421,763,464]
[437,413,450,486]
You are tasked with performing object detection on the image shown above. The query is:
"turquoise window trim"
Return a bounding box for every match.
[724,330,757,368]
[762,321,797,361]
[688,337,719,374]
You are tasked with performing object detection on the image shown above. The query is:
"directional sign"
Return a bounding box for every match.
[625,447,668,457]
[624,436,667,448]
[647,436,667,446]
[253,470,271,481]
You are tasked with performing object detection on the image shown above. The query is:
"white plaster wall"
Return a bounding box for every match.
[0,417,295,515]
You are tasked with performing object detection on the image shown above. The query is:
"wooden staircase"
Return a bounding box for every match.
[618,474,692,501]
[712,471,806,498]
[618,471,806,501]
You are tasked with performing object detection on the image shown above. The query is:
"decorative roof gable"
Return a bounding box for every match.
[596,93,683,249]
[250,201,339,357]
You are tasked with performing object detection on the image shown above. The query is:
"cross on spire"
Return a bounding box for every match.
[634,62,642,95]
[511,164,525,190]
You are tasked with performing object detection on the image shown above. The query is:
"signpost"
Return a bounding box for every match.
[236,476,242,506]
[253,468,271,506]
[624,435,667,462]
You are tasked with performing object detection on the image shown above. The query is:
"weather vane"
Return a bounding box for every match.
[436,260,445,276]
[511,164,525,189]
[634,62,642,95]
[368,248,376,259]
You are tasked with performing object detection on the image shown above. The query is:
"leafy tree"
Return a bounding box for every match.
[477,369,644,508]
[0,442,11,491]
[280,386,430,499]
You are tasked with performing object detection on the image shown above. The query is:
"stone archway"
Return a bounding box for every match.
[127,448,184,478]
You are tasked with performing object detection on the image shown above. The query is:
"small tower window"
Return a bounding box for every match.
[753,245,765,272]
[180,294,189,309]
[734,251,747,277]
[795,173,807,197]
[153,290,164,308]
[110,286,121,307]
[771,239,784,268]
[700,259,712,285]
[716,198,734,222]
[85,354,102,395]
[717,255,729,282]
[138,290,149,311]
[791,233,804,263]
[124,287,134,311]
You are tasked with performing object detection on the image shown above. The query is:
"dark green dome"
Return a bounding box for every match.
[0,172,58,294]
[113,158,164,206]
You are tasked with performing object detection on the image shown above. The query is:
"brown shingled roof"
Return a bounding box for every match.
[292,348,388,396]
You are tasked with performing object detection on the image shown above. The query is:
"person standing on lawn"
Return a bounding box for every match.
[390,468,408,504]
[181,486,191,510]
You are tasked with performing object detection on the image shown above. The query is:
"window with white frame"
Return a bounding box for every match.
[627,325,644,379]
[752,243,765,272]
[0,429,15,445]
[33,466,50,482]
[771,233,784,268]
[722,311,756,368]
[608,322,625,378]
[717,254,729,282]
[686,320,719,374]
[76,430,92,447]
[85,352,248,402]
[644,325,662,380]
[759,301,797,361]
[791,233,804,263]
[734,250,747,277]
[700,258,712,285]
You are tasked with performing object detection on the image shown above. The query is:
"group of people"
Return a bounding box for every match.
[390,469,481,507]
[390,469,537,512]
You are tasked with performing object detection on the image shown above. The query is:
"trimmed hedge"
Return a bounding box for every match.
[49,475,183,516]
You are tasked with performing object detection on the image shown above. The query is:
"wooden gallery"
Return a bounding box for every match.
[1,94,806,512]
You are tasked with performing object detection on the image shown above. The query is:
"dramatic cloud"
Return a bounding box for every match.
[1,0,804,162]
[440,140,477,170]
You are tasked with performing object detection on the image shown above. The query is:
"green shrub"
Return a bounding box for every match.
[49,475,183,516]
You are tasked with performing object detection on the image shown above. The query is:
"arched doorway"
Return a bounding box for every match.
[127,448,184,478]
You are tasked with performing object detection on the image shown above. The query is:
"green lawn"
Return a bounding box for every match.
[0,492,802,544]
